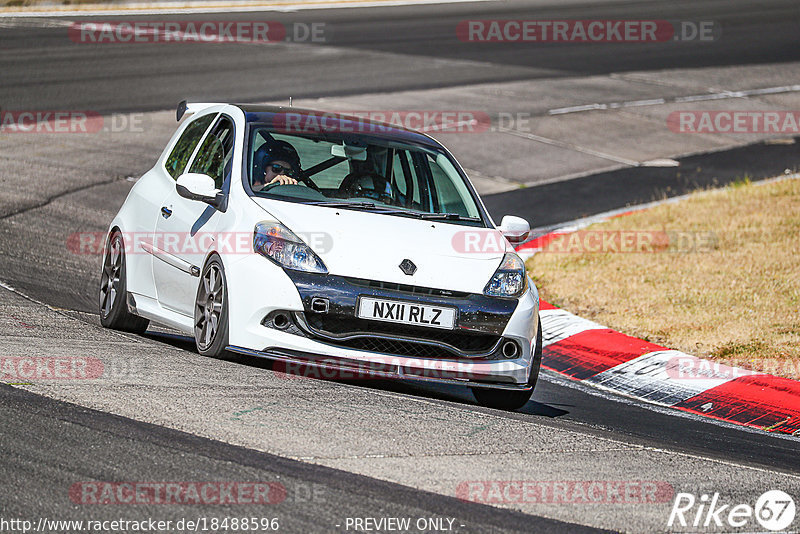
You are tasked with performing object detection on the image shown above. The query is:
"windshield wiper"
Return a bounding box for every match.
[418,212,481,222]
[309,201,378,209]
[309,202,480,221]
[309,201,412,215]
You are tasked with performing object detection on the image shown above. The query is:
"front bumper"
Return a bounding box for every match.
[226,261,539,386]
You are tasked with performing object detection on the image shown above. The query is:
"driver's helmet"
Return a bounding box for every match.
[253,140,301,182]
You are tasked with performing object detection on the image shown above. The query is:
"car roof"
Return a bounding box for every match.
[232,103,443,148]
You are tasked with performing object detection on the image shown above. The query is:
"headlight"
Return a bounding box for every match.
[484,253,527,297]
[253,222,328,274]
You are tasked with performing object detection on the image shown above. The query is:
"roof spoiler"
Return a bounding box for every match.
[176,100,223,121]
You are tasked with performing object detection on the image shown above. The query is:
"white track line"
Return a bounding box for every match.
[498,127,640,166]
[549,84,800,115]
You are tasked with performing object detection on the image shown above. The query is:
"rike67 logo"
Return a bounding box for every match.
[668,490,795,531]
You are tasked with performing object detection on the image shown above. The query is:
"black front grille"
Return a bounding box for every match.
[344,277,470,299]
[305,312,500,353]
[329,337,465,359]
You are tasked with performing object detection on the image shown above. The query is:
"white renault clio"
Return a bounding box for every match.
[100,102,541,409]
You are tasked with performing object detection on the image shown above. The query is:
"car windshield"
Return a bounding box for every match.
[245,120,485,225]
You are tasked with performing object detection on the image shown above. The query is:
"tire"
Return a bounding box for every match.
[472,316,542,410]
[99,230,150,333]
[194,255,230,358]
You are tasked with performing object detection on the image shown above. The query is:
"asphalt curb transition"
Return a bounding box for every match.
[516,177,800,437]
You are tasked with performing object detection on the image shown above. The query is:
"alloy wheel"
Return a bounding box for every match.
[99,236,122,318]
[195,263,225,350]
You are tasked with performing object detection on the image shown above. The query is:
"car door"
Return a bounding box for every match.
[153,114,235,316]
[135,113,216,297]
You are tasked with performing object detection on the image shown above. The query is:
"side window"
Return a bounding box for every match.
[164,114,215,179]
[189,116,235,189]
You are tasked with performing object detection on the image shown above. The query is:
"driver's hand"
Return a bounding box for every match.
[268,175,298,186]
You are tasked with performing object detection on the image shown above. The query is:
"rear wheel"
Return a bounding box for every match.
[194,255,230,358]
[472,317,542,410]
[99,231,149,333]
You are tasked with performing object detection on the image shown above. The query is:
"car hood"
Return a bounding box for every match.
[251,198,512,293]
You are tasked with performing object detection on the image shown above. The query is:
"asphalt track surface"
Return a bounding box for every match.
[1,0,799,113]
[1,383,598,533]
[1,0,800,532]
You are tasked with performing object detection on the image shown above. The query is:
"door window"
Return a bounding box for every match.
[164,114,215,179]
[189,116,235,189]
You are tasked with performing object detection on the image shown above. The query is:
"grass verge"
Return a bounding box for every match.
[527,176,800,379]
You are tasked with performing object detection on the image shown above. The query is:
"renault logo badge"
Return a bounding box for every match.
[399,259,417,276]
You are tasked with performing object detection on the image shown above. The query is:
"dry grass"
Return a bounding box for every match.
[528,176,800,379]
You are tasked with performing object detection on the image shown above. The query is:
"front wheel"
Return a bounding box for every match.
[472,317,542,410]
[194,255,230,358]
[99,230,149,333]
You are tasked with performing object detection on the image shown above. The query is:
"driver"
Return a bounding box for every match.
[252,140,301,189]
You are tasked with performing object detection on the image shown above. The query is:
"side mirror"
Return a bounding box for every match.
[499,215,530,244]
[176,173,223,209]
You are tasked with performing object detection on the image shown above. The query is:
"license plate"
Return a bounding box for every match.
[357,297,456,330]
